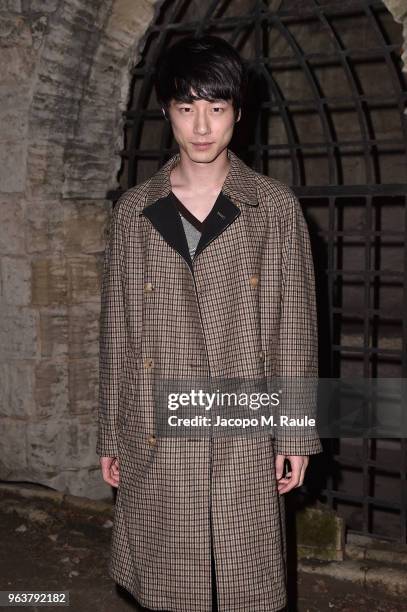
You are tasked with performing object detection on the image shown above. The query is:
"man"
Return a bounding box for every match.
[97,35,322,612]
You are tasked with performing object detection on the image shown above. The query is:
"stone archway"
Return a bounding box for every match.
[0,0,161,499]
[383,0,407,74]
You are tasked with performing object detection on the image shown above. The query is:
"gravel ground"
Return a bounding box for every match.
[0,492,404,612]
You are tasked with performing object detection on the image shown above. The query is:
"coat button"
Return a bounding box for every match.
[259,350,265,360]
[143,357,154,369]
[249,274,259,288]
[147,434,157,446]
[144,282,154,292]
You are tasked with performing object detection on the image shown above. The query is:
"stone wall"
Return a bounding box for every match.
[384,0,407,75]
[0,1,406,500]
[0,0,160,499]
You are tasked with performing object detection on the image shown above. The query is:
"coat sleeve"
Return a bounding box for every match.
[272,189,322,456]
[96,199,128,458]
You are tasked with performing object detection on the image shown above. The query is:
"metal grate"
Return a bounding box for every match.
[115,0,407,543]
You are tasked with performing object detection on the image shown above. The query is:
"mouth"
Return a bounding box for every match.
[191,142,214,148]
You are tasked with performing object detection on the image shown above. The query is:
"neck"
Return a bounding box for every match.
[170,148,230,194]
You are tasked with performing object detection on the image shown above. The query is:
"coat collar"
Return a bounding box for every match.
[142,148,258,210]
[139,148,258,271]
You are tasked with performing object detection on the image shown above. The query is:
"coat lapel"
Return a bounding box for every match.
[141,194,193,268]
[139,148,258,268]
[194,191,241,259]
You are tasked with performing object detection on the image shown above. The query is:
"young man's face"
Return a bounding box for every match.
[166,87,241,163]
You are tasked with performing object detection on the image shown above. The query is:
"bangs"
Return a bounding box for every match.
[172,73,234,104]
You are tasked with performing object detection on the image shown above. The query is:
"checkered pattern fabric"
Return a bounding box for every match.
[97,148,321,611]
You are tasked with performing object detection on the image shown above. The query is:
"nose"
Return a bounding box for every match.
[193,109,211,135]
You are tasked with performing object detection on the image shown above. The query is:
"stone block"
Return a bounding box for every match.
[30,16,48,50]
[25,199,65,254]
[68,303,100,358]
[62,146,118,200]
[0,15,32,49]
[68,357,98,415]
[296,505,345,561]
[105,0,155,49]
[62,0,111,33]
[63,200,109,254]
[1,256,31,305]
[7,362,35,417]
[26,419,65,472]
[39,306,68,358]
[0,364,10,416]
[3,1,22,10]
[0,46,37,87]
[383,0,407,22]
[25,142,66,201]
[26,1,60,12]
[0,84,30,140]
[26,419,98,472]
[34,360,68,419]
[67,254,103,303]
[31,257,68,305]
[0,306,38,359]
[0,419,28,476]
[0,197,25,254]
[0,141,27,193]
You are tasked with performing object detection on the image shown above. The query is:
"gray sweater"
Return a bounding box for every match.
[170,191,202,260]
[179,214,201,259]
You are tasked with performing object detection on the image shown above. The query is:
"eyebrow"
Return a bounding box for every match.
[174,98,228,105]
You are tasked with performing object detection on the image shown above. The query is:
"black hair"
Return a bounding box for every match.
[155,35,248,120]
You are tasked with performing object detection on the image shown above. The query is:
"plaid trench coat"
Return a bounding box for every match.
[96,148,322,612]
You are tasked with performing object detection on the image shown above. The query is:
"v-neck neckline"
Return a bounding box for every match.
[169,191,220,231]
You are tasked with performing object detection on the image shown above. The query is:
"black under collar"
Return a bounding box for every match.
[169,191,205,232]
[140,189,241,268]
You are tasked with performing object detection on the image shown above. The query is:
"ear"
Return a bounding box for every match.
[236,108,241,123]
